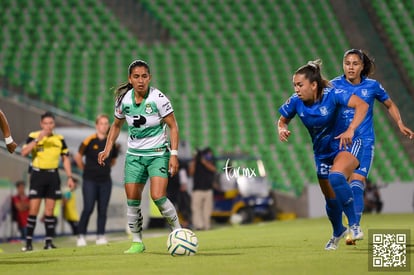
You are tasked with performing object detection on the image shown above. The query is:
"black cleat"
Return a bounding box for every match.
[44,243,57,250]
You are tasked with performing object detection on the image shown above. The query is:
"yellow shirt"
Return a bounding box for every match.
[24,131,69,169]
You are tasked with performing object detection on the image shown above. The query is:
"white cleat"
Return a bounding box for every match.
[325,228,348,250]
[350,224,364,241]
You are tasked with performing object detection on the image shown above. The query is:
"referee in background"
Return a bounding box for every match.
[21,111,75,251]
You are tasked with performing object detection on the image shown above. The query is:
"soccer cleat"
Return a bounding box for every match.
[350,224,364,241]
[325,227,348,251]
[77,237,87,247]
[44,242,57,250]
[21,244,33,252]
[124,242,145,254]
[96,236,108,245]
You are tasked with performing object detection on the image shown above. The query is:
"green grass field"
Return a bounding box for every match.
[0,213,412,275]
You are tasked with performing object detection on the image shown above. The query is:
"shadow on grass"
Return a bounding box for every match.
[146,252,243,256]
[0,259,59,265]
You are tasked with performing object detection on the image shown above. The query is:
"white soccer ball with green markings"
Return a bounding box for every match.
[167,228,198,256]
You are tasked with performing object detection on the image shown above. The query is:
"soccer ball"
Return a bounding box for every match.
[167,228,198,256]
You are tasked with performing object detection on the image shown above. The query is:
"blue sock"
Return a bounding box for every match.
[350,180,364,224]
[328,172,357,226]
[325,198,345,237]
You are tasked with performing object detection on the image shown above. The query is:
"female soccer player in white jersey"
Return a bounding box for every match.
[98,60,181,254]
[331,49,414,244]
[278,60,369,250]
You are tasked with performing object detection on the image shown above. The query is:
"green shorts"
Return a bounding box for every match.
[124,153,170,184]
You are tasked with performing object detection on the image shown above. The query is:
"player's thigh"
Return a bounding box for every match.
[124,154,149,184]
[331,151,359,178]
[147,155,169,199]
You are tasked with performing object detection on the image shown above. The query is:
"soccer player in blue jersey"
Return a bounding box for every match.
[278,59,369,250]
[98,60,181,254]
[331,49,414,244]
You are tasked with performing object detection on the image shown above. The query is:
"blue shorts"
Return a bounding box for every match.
[315,138,364,179]
[353,138,374,178]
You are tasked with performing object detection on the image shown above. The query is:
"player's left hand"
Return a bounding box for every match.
[399,125,414,140]
[6,141,17,153]
[168,155,179,177]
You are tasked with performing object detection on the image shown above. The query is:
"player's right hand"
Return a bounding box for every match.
[97,151,108,166]
[278,129,291,142]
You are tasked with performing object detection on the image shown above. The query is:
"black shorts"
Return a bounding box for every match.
[29,169,62,199]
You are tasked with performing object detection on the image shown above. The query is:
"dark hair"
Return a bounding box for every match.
[15,180,25,187]
[294,59,330,100]
[41,111,55,120]
[343,49,375,77]
[115,60,151,108]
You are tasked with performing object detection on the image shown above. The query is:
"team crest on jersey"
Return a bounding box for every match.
[319,106,328,116]
[361,89,368,97]
[145,104,153,114]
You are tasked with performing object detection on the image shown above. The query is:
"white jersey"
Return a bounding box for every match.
[114,87,174,156]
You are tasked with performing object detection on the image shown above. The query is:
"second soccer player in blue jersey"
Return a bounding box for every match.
[331,49,414,245]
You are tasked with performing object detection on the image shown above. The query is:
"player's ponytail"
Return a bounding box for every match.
[115,83,132,108]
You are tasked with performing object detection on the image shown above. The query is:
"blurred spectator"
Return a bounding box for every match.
[167,159,192,228]
[62,179,80,235]
[74,114,119,246]
[11,180,30,240]
[189,147,217,230]
[364,179,383,213]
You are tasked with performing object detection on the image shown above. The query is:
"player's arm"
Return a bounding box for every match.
[163,112,179,177]
[383,98,414,139]
[335,94,368,149]
[0,110,17,153]
[98,117,124,166]
[62,153,75,190]
[277,116,291,142]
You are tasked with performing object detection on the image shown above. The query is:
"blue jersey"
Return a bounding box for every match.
[279,87,353,159]
[330,75,390,140]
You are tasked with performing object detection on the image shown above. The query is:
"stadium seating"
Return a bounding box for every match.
[1,0,413,196]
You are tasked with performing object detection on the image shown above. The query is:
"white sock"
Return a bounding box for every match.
[127,206,143,242]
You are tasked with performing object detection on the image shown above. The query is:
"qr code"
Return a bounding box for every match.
[369,229,410,272]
